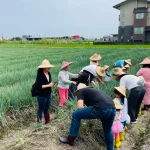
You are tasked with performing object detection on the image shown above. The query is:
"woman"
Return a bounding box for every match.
[113,69,145,123]
[79,65,105,85]
[58,61,79,106]
[90,53,101,65]
[59,83,116,150]
[137,57,150,111]
[36,59,56,126]
[114,59,132,68]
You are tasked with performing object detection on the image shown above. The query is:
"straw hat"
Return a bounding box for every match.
[124,64,130,69]
[96,67,105,77]
[139,57,150,65]
[113,98,123,109]
[37,59,54,68]
[73,83,93,96]
[114,86,126,97]
[61,61,72,70]
[104,65,109,70]
[125,59,132,65]
[90,53,101,61]
[112,68,123,76]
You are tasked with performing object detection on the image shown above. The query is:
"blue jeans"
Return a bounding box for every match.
[37,94,51,120]
[68,83,77,99]
[69,107,116,150]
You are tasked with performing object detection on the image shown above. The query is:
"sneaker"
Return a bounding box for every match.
[131,121,137,124]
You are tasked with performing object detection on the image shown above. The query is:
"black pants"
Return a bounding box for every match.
[128,86,146,122]
[78,71,94,86]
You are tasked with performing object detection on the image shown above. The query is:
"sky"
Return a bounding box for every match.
[0,0,121,38]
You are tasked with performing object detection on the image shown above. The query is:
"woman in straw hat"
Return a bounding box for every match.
[104,65,111,83]
[79,65,105,86]
[59,83,116,150]
[36,59,56,126]
[112,98,124,148]
[114,59,132,68]
[137,57,150,111]
[114,70,146,124]
[90,53,101,66]
[58,61,79,107]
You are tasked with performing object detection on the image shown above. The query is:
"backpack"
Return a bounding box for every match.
[31,82,39,97]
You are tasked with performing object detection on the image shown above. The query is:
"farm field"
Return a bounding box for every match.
[0,45,150,150]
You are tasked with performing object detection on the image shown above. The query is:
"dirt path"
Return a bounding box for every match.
[0,111,150,150]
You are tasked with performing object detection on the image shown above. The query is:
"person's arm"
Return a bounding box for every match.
[77,100,84,109]
[68,72,79,79]
[96,76,104,84]
[59,71,74,84]
[137,69,142,76]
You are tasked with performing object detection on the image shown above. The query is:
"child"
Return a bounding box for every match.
[104,65,111,83]
[58,61,79,107]
[112,98,124,148]
[114,86,128,140]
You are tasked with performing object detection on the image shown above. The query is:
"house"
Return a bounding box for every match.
[113,0,150,42]
[72,35,80,39]
[111,34,119,42]
[22,35,42,41]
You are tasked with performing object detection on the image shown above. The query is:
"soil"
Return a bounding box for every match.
[0,110,150,150]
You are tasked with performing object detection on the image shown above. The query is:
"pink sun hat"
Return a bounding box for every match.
[139,57,150,65]
[61,61,72,70]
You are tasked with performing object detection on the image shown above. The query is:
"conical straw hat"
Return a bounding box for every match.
[37,59,54,68]
[124,64,130,68]
[125,59,132,65]
[112,68,123,76]
[104,65,110,70]
[61,61,72,70]
[73,83,93,96]
[96,67,105,77]
[139,57,150,65]
[114,86,126,97]
[90,53,101,61]
[113,98,123,109]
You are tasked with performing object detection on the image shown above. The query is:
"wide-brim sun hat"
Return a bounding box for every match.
[125,59,132,65]
[90,53,102,61]
[114,86,126,97]
[104,65,109,70]
[73,83,93,96]
[96,67,105,77]
[113,98,123,109]
[37,59,54,68]
[139,57,150,65]
[61,61,72,70]
[112,68,123,76]
[124,64,130,69]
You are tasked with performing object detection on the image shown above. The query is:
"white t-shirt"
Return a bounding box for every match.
[80,65,98,77]
[120,75,140,90]
[120,98,128,122]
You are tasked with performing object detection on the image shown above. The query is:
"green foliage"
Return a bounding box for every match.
[0,46,149,124]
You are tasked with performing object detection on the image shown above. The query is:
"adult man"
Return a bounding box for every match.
[59,83,116,150]
[114,70,146,123]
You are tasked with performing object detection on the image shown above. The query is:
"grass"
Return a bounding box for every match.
[0,45,150,124]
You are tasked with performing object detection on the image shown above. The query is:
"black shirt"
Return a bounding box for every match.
[36,71,52,97]
[77,88,115,110]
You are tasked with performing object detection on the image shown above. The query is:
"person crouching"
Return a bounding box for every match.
[59,83,116,150]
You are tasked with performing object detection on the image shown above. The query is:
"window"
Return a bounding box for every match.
[122,22,125,28]
[136,13,144,19]
[134,27,144,34]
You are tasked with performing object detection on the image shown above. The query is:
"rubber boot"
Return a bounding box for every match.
[44,114,51,124]
[138,107,142,117]
[119,132,125,141]
[124,126,128,131]
[59,136,77,146]
[115,134,121,148]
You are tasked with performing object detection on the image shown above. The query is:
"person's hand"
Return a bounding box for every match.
[49,82,57,87]
[72,81,77,85]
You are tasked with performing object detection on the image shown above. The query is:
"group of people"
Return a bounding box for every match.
[33,53,150,150]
